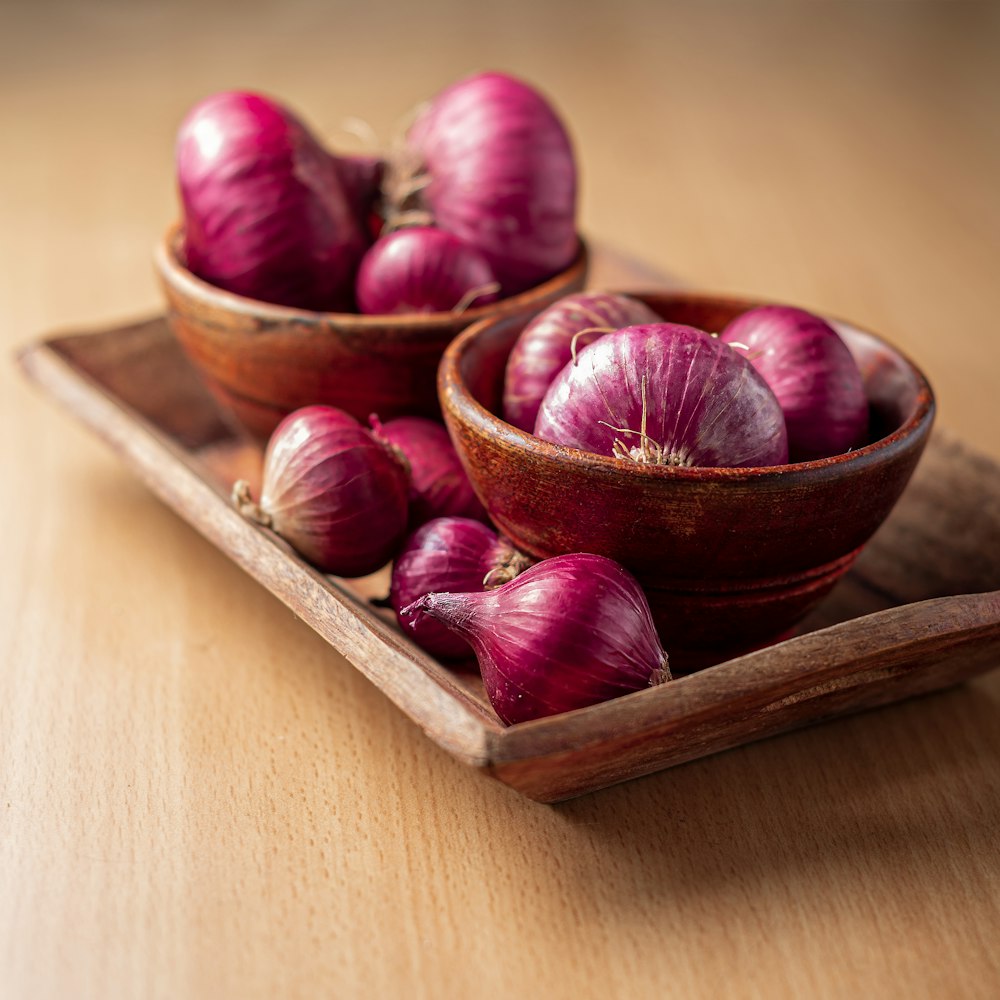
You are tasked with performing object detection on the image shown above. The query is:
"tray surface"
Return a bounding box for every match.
[17,316,1000,801]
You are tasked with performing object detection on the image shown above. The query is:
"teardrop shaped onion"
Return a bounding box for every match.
[720,305,869,461]
[176,90,368,311]
[534,323,789,468]
[238,405,410,576]
[502,291,661,431]
[402,71,577,294]
[402,553,669,724]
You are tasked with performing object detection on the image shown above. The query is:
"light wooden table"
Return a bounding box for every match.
[2,2,998,998]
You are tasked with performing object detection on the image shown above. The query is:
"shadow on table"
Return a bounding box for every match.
[549,680,1000,906]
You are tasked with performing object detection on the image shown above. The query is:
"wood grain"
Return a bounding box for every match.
[16,319,999,802]
[2,2,999,998]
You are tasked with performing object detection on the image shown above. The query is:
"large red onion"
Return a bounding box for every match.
[534,323,789,468]
[402,553,670,725]
[719,305,869,461]
[390,517,530,660]
[233,405,409,576]
[355,227,499,315]
[176,90,368,311]
[369,415,487,526]
[502,292,661,431]
[398,71,578,294]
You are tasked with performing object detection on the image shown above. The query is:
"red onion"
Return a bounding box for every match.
[369,415,487,526]
[390,517,530,659]
[403,553,670,724]
[719,305,869,461]
[396,71,577,294]
[232,405,409,576]
[535,323,789,468]
[355,227,499,315]
[502,292,661,431]
[176,90,368,311]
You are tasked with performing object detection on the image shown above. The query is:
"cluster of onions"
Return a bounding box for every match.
[227,290,870,728]
[503,293,869,466]
[176,72,578,315]
[233,400,671,725]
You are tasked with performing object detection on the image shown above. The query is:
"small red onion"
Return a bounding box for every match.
[403,553,669,724]
[397,71,577,294]
[355,227,499,315]
[719,305,869,461]
[502,291,661,431]
[370,415,487,526]
[390,517,530,659]
[233,405,409,577]
[176,90,368,311]
[535,323,789,468]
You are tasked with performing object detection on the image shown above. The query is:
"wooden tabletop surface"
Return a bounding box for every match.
[3,2,999,997]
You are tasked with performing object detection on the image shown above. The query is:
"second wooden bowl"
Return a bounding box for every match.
[154,224,588,442]
[439,292,936,662]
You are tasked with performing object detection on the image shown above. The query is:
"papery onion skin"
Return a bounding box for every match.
[370,415,487,527]
[719,306,869,462]
[254,405,409,576]
[502,292,661,431]
[535,323,789,468]
[356,227,499,315]
[404,71,577,295]
[403,553,669,724]
[177,90,368,311]
[390,517,527,659]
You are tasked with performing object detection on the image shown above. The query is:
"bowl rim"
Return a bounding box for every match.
[154,223,590,330]
[439,290,937,482]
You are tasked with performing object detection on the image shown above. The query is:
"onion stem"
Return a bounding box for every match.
[453,281,502,314]
[569,326,615,365]
[231,479,272,527]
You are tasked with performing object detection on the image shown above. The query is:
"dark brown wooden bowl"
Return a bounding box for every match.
[439,292,936,663]
[154,224,589,442]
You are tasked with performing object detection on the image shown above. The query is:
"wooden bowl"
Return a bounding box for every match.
[439,292,936,663]
[154,224,589,441]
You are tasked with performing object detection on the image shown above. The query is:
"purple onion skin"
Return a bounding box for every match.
[370,415,487,527]
[720,306,869,462]
[259,406,409,576]
[406,71,577,295]
[333,153,384,232]
[502,292,661,431]
[535,323,789,468]
[390,518,518,660]
[403,553,669,725]
[176,91,368,311]
[356,228,499,315]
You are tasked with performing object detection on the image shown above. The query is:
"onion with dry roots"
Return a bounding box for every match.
[233,405,409,577]
[535,323,789,468]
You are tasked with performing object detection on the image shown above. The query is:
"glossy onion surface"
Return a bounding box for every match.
[535,323,789,468]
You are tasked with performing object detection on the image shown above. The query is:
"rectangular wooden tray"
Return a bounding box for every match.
[17,316,1000,801]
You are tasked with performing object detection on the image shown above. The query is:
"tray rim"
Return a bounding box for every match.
[15,316,1000,800]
